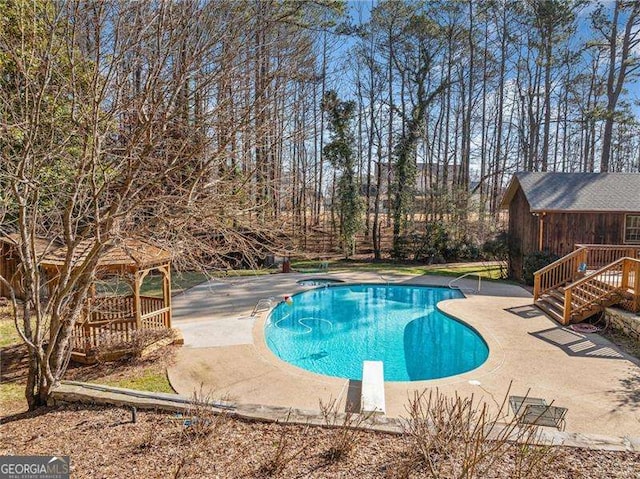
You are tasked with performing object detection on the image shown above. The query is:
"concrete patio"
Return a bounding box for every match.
[167,271,640,439]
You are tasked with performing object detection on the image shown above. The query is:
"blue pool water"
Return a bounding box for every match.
[265,284,488,381]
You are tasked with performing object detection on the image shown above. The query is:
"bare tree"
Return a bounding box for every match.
[592,0,640,172]
[0,1,304,408]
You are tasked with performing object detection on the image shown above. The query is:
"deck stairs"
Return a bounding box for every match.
[533,245,640,325]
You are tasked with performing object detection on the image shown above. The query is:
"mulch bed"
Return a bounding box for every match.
[600,326,640,361]
[1,404,639,478]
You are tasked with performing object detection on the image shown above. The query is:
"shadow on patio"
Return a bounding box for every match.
[529,327,627,360]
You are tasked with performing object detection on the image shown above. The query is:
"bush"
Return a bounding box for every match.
[391,235,411,261]
[319,397,372,462]
[392,222,485,263]
[451,241,481,261]
[93,328,175,362]
[482,231,509,259]
[523,250,560,285]
[482,231,509,279]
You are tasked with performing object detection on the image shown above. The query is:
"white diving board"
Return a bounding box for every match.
[361,360,386,415]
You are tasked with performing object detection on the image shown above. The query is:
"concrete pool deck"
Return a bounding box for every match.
[167,271,640,439]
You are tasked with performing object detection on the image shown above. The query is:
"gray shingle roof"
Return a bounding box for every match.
[501,172,640,212]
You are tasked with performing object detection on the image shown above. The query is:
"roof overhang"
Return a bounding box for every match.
[499,175,521,209]
[530,209,640,214]
[0,233,59,258]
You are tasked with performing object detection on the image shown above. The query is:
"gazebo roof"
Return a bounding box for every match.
[40,238,171,269]
[0,233,57,258]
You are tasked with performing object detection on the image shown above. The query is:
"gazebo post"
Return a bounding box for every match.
[161,264,172,328]
[133,268,142,330]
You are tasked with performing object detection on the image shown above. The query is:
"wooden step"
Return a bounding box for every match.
[571,304,605,323]
[535,286,593,323]
[540,294,564,311]
[548,289,565,302]
[535,299,564,323]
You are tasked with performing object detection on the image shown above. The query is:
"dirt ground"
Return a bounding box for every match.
[1,404,639,478]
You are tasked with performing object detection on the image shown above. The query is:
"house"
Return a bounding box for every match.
[501,172,640,325]
[375,163,457,196]
[501,172,640,281]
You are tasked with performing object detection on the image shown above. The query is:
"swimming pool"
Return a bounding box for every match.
[264,284,488,381]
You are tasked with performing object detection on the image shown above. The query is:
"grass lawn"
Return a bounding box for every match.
[100,267,277,298]
[0,382,24,407]
[102,369,174,394]
[291,258,507,280]
[140,270,215,297]
[0,314,21,348]
[421,263,505,280]
[1,347,177,413]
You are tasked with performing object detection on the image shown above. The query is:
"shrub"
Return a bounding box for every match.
[482,231,509,259]
[257,413,310,477]
[393,222,483,263]
[450,241,481,261]
[400,386,559,478]
[391,235,411,261]
[523,251,560,285]
[172,386,231,478]
[319,397,372,462]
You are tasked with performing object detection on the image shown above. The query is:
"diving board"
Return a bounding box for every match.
[361,360,385,415]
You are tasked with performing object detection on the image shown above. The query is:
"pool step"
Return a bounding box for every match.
[361,361,385,416]
[251,298,273,316]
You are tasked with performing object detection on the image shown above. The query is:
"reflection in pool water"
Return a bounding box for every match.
[265,284,488,381]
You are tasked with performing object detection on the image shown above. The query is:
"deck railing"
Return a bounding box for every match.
[533,247,587,300]
[575,244,640,270]
[533,244,640,301]
[562,257,640,324]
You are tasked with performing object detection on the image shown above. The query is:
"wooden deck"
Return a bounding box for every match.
[533,245,640,324]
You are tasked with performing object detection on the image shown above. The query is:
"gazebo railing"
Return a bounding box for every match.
[141,308,171,329]
[90,295,135,322]
[72,318,137,353]
[140,295,164,315]
[73,294,170,357]
[140,295,171,328]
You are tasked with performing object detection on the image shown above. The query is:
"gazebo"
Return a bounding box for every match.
[1,235,174,363]
[0,233,52,299]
